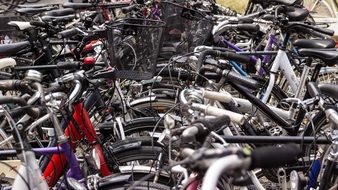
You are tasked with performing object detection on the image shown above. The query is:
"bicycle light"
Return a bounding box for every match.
[83,57,96,66]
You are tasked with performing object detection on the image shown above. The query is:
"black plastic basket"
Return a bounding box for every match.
[160,1,213,54]
[106,18,166,80]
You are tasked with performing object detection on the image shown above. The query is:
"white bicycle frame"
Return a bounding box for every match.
[259,48,301,104]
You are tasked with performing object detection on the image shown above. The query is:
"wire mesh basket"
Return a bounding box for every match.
[106,18,166,79]
[160,1,214,54]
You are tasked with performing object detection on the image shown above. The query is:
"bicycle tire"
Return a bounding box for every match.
[128,98,178,119]
[0,0,16,11]
[100,180,171,190]
[123,117,165,136]
[303,0,336,18]
[24,0,41,3]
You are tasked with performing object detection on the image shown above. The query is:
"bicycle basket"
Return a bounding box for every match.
[160,1,213,54]
[106,18,165,80]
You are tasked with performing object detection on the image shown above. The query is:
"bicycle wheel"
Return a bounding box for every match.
[109,137,167,164]
[25,0,41,3]
[123,117,165,136]
[128,98,178,119]
[103,137,172,185]
[0,0,16,12]
[303,0,336,18]
[99,117,165,142]
[301,111,332,188]
[100,180,172,190]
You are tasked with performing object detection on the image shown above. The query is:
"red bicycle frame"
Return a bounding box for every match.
[43,101,111,186]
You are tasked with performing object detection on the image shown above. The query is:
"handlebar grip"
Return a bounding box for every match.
[237,17,254,23]
[57,28,79,39]
[56,61,81,70]
[0,96,39,118]
[220,69,260,89]
[310,25,335,36]
[236,24,260,32]
[307,82,320,98]
[194,114,231,131]
[29,21,47,27]
[197,50,254,70]
[93,29,107,38]
[191,103,245,125]
[249,144,301,170]
[0,80,32,92]
[121,4,138,14]
[0,71,12,80]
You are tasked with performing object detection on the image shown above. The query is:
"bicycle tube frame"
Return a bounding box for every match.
[43,100,111,187]
[223,34,277,76]
[260,49,300,103]
[228,81,292,130]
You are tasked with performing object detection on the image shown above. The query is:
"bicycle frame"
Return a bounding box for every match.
[43,100,111,187]
[222,33,277,76]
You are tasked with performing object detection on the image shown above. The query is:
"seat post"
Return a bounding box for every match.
[294,58,312,99]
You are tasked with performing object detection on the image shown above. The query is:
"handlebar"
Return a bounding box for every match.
[30,21,48,28]
[0,96,40,119]
[179,89,245,125]
[196,49,255,71]
[201,144,301,190]
[57,28,80,39]
[285,22,334,37]
[0,80,33,93]
[121,4,138,14]
[249,144,301,169]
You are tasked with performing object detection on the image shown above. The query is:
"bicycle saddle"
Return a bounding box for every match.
[43,8,76,17]
[63,3,93,10]
[42,15,76,23]
[8,21,34,31]
[17,4,49,8]
[319,84,338,100]
[298,48,338,66]
[0,58,16,69]
[286,7,309,21]
[15,7,57,15]
[293,39,336,49]
[0,41,31,56]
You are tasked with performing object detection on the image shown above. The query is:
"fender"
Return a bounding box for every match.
[129,96,156,107]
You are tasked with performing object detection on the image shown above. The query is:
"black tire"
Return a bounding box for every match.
[103,137,172,186]
[0,0,16,11]
[128,98,178,118]
[123,117,165,136]
[114,146,166,165]
[303,111,329,155]
[104,137,168,167]
[100,180,171,190]
[25,0,41,3]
